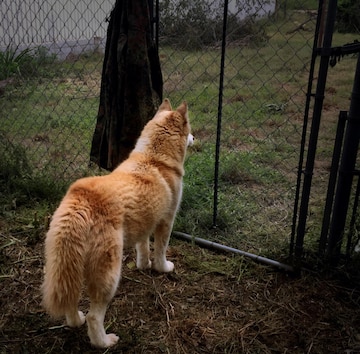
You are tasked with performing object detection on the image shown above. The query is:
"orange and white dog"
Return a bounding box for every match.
[42,99,193,348]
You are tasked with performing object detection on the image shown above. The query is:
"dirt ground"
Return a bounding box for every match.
[1,232,360,354]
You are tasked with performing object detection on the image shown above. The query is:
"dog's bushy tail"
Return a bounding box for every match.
[42,201,90,318]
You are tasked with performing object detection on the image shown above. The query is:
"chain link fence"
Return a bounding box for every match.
[1,0,359,262]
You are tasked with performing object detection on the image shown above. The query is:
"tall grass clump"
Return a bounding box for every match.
[0,47,33,80]
[0,132,66,205]
[0,46,57,80]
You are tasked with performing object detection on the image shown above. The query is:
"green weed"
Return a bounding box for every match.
[0,47,33,80]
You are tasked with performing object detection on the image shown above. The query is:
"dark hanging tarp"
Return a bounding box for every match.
[90,0,163,171]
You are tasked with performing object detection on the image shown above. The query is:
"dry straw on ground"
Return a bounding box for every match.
[1,230,360,353]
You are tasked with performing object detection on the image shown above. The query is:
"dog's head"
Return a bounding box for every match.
[135,98,193,161]
[156,98,193,147]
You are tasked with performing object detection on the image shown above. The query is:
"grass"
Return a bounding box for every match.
[158,11,320,256]
[0,9,359,261]
[1,53,102,178]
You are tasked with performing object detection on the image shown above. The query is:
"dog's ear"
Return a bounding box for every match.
[158,98,172,112]
[176,101,188,119]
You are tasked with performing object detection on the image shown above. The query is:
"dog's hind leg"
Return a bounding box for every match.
[135,237,152,269]
[65,308,86,328]
[85,228,123,348]
[153,220,174,273]
[86,300,119,348]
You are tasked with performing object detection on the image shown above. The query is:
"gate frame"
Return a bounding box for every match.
[291,0,360,265]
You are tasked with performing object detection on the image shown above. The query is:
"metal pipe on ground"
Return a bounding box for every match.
[172,231,295,273]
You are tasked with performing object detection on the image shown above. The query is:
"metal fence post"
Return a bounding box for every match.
[213,0,228,228]
[293,0,337,260]
[327,53,360,261]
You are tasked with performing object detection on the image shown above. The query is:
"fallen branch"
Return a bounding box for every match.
[286,18,313,35]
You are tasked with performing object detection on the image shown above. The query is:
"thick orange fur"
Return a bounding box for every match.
[41,99,193,348]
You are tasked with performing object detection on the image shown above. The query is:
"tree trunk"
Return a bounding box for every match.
[90,0,163,171]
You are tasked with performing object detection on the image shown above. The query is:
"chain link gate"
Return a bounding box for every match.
[291,0,360,266]
[154,0,317,270]
[1,0,359,270]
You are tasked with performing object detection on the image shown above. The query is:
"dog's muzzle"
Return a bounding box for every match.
[187,134,194,147]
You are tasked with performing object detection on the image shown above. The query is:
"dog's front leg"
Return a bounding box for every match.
[152,220,174,272]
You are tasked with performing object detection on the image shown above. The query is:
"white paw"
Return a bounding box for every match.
[66,310,86,327]
[104,333,119,348]
[165,260,175,272]
[154,260,174,273]
[78,311,86,326]
[91,333,119,349]
[137,259,152,270]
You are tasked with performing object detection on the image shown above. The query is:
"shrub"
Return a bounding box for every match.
[159,0,267,49]
[337,0,360,33]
